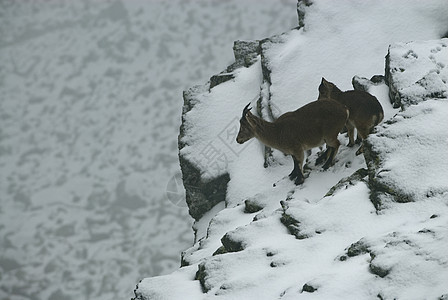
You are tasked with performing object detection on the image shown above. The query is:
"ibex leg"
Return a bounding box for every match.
[322,148,335,170]
[322,139,340,170]
[288,158,300,180]
[346,122,356,147]
[315,147,333,166]
[355,126,369,156]
[290,154,304,185]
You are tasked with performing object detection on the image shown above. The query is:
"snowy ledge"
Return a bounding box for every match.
[134,1,448,299]
[386,39,448,108]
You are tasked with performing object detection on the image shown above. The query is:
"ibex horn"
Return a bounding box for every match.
[242,103,252,118]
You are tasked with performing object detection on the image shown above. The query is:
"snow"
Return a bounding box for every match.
[180,1,448,180]
[0,1,298,300]
[265,0,448,115]
[136,0,448,299]
[136,267,203,300]
[369,83,396,121]
[388,38,448,106]
[180,60,264,180]
[368,99,448,202]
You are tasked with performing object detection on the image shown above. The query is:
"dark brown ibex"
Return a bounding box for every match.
[318,78,384,155]
[236,100,349,185]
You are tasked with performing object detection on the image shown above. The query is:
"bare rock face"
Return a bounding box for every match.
[385,38,448,109]
[229,40,261,72]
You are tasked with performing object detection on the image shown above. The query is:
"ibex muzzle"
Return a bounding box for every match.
[236,103,253,144]
[236,99,349,185]
[318,78,384,155]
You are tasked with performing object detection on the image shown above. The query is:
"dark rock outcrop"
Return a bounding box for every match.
[178,145,230,220]
[325,168,368,197]
[209,73,235,89]
[339,238,371,262]
[228,40,261,72]
[339,238,391,278]
[221,231,246,253]
[302,283,317,293]
[346,238,371,258]
[195,262,211,293]
[244,197,265,213]
[369,259,390,278]
[279,200,308,239]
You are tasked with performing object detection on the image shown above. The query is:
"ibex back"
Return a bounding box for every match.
[236,99,349,185]
[318,78,384,155]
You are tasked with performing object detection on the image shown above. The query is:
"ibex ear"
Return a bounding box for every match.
[245,112,256,127]
[321,77,332,89]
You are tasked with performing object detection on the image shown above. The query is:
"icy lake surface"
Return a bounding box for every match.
[0,1,297,299]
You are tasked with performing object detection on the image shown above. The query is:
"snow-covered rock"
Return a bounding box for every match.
[386,39,448,108]
[135,1,448,299]
[365,99,448,208]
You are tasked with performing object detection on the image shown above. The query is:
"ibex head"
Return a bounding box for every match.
[318,77,338,99]
[236,103,254,144]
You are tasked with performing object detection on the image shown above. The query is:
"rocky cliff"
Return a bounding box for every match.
[134,1,448,299]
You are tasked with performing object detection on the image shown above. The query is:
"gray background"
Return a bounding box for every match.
[0,1,296,299]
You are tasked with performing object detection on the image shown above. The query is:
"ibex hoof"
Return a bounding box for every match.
[315,157,324,166]
[355,146,364,156]
[294,176,304,185]
[315,152,328,165]
[322,162,332,170]
[347,142,355,147]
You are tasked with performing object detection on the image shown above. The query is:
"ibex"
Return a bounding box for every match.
[236,99,349,185]
[318,78,384,155]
